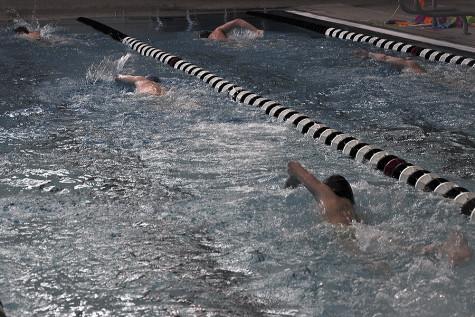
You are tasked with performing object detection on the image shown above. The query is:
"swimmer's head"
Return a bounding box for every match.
[15,26,29,34]
[324,175,355,204]
[145,75,161,83]
[199,30,212,39]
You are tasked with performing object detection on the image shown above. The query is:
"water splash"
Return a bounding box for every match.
[227,28,260,41]
[10,10,62,41]
[153,10,164,31]
[38,24,58,40]
[5,8,21,21]
[186,9,197,32]
[116,53,131,73]
[86,53,132,84]
[11,10,41,32]
[223,9,228,23]
[353,223,394,253]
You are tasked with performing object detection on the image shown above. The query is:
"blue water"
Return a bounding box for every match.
[0,13,474,317]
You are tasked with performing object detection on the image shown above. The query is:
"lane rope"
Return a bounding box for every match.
[77,17,475,217]
[324,27,475,67]
[248,10,475,68]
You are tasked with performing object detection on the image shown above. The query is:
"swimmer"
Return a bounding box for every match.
[285,161,360,225]
[420,230,472,266]
[14,26,41,41]
[285,161,472,266]
[115,74,164,96]
[355,49,426,74]
[199,18,264,41]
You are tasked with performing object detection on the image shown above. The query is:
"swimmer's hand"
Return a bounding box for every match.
[256,29,264,38]
[285,161,303,188]
[285,175,301,188]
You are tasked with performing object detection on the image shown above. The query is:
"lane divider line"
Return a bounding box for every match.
[248,10,475,68]
[77,17,475,217]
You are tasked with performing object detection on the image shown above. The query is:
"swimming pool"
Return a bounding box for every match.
[0,12,474,316]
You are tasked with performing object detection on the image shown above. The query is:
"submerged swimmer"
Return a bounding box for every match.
[285,161,472,265]
[356,49,426,74]
[285,160,359,225]
[199,18,264,41]
[115,74,164,96]
[420,230,472,266]
[14,26,41,41]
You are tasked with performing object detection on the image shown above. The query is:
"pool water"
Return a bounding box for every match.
[0,12,474,317]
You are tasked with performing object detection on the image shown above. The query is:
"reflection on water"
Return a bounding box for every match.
[0,14,474,317]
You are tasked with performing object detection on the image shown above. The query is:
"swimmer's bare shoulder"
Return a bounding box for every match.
[116,74,164,96]
[286,161,359,225]
[208,29,227,41]
[134,79,164,96]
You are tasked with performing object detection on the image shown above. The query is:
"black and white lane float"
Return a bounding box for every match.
[77,17,475,217]
[248,10,475,68]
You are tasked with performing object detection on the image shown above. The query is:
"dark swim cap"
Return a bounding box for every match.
[199,30,212,38]
[145,75,161,83]
[15,26,29,34]
[324,175,355,204]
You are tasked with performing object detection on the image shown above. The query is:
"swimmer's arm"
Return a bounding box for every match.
[353,49,370,59]
[368,52,391,62]
[115,74,144,84]
[216,18,261,33]
[368,52,409,68]
[384,58,424,73]
[208,29,228,41]
[404,61,426,74]
[286,161,337,201]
